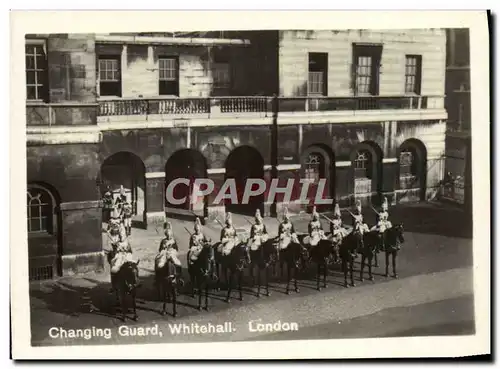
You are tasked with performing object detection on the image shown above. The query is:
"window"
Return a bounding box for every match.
[308,53,328,96]
[405,55,422,94]
[25,43,47,101]
[304,153,324,183]
[399,149,415,176]
[212,63,231,89]
[399,148,419,189]
[27,186,54,234]
[98,56,121,96]
[353,45,382,96]
[159,57,179,96]
[354,150,371,178]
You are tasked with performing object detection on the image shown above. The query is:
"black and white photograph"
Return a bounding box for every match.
[10,10,490,359]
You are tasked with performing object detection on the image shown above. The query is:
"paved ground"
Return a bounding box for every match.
[29,201,474,347]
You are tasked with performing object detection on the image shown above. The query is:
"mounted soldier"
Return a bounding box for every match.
[218,212,239,256]
[155,221,182,274]
[107,210,139,292]
[114,185,127,214]
[247,209,269,251]
[371,197,392,234]
[330,203,348,242]
[307,206,327,247]
[352,200,370,235]
[102,186,114,223]
[278,207,299,250]
[188,217,212,264]
[121,198,133,236]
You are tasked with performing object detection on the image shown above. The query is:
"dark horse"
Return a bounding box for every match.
[359,230,381,282]
[308,238,336,291]
[339,231,361,288]
[215,242,251,303]
[280,238,309,295]
[187,243,217,311]
[248,237,280,298]
[155,258,183,317]
[113,260,140,322]
[383,224,405,278]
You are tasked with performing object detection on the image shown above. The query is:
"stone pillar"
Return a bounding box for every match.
[60,200,105,275]
[145,172,166,227]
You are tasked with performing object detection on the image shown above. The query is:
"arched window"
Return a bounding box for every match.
[304,153,324,183]
[354,150,371,179]
[27,186,55,234]
[399,148,419,189]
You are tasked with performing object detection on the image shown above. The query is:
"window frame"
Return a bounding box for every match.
[98,55,122,97]
[352,44,383,96]
[25,39,48,102]
[404,54,422,95]
[308,53,328,96]
[212,62,231,90]
[27,184,57,236]
[354,150,372,179]
[304,153,324,184]
[158,56,179,96]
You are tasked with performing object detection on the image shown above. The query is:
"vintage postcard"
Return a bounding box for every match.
[10,10,490,359]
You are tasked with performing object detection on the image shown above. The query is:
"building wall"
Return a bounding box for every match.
[278,29,446,98]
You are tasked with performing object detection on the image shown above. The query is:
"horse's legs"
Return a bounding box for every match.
[316,262,321,291]
[374,251,379,268]
[172,285,177,317]
[385,252,390,277]
[132,289,138,321]
[360,255,365,282]
[342,259,349,288]
[204,279,209,310]
[368,255,374,281]
[266,267,271,297]
[238,271,243,301]
[121,290,127,322]
[350,260,355,287]
[323,260,328,288]
[224,267,229,291]
[257,266,261,298]
[285,264,291,295]
[225,270,232,303]
[294,266,299,293]
[392,252,398,278]
[161,282,167,316]
[197,278,202,310]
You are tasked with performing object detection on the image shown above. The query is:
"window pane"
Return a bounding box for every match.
[26,71,36,84]
[41,217,48,231]
[27,86,37,100]
[26,55,35,70]
[26,45,35,54]
[36,86,45,100]
[30,219,41,232]
[36,55,45,69]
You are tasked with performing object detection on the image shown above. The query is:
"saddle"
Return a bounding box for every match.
[188,245,204,264]
[248,234,269,251]
[218,239,237,255]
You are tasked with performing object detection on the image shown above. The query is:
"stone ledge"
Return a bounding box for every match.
[61,251,105,276]
[60,200,101,211]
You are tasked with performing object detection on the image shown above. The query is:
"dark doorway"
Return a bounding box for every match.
[225,146,265,216]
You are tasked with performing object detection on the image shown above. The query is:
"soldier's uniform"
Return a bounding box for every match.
[371,197,392,233]
[330,203,348,241]
[108,213,138,292]
[155,222,182,272]
[308,206,327,247]
[247,209,269,251]
[188,218,212,264]
[121,200,133,236]
[218,212,239,255]
[278,208,299,250]
[114,185,126,216]
[352,200,370,235]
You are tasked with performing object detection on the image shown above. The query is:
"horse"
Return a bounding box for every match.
[113,260,140,322]
[248,237,280,298]
[187,243,217,311]
[359,230,381,282]
[155,258,182,317]
[214,241,251,303]
[339,231,361,288]
[280,237,309,295]
[307,237,336,291]
[383,223,405,278]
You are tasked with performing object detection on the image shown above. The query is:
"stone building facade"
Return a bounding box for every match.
[26,30,447,279]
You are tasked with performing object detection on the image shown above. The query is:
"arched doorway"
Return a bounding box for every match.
[225,146,264,216]
[351,141,383,206]
[301,144,335,211]
[398,139,427,202]
[27,182,61,281]
[100,151,145,224]
[165,149,208,216]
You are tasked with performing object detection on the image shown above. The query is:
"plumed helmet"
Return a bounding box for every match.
[194,217,202,230]
[382,197,389,211]
[119,185,125,196]
[334,203,341,217]
[283,207,290,220]
[355,200,362,213]
[312,206,318,219]
[255,209,262,219]
[225,212,232,223]
[164,221,172,230]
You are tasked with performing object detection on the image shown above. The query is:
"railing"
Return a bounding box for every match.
[26,102,98,126]
[97,95,442,117]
